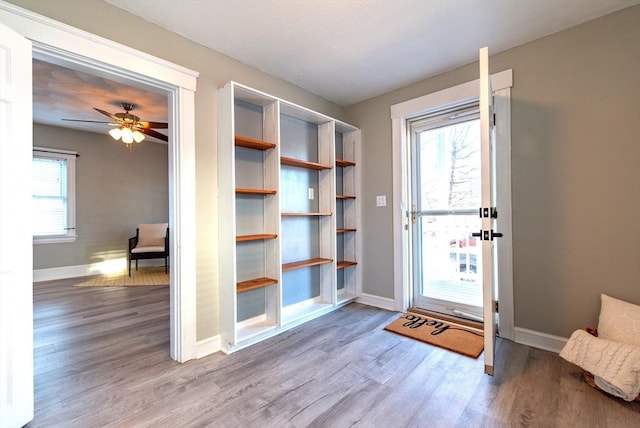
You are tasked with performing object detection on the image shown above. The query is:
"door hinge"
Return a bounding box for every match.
[494,300,499,313]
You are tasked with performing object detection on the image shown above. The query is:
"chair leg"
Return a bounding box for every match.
[128,257,131,277]
[135,260,139,272]
[165,257,168,274]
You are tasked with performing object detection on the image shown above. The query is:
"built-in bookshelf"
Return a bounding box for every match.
[218,81,360,353]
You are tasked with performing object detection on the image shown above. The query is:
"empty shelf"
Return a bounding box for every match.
[237,277,278,293]
[283,258,333,271]
[281,156,331,170]
[281,212,332,216]
[337,195,356,199]
[336,228,357,233]
[236,234,278,242]
[235,135,276,150]
[336,159,356,167]
[337,261,357,269]
[236,188,277,195]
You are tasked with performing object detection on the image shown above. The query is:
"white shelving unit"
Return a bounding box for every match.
[218,81,361,353]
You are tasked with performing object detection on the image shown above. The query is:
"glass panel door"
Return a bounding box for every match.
[411,107,483,320]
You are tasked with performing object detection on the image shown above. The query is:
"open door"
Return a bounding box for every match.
[479,46,499,375]
[0,23,34,427]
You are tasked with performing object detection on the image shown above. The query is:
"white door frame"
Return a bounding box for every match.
[390,70,514,340]
[0,2,199,362]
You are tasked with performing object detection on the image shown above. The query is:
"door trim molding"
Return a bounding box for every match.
[390,69,514,340]
[1,1,199,362]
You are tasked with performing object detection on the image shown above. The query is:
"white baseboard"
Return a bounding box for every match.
[514,327,568,354]
[34,259,162,282]
[356,293,397,312]
[196,335,221,359]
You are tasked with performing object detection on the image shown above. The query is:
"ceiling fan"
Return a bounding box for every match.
[63,102,168,143]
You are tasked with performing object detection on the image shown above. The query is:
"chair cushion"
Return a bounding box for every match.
[598,294,640,347]
[131,245,165,254]
[137,223,168,247]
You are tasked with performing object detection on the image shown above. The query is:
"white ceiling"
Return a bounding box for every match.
[104,0,640,106]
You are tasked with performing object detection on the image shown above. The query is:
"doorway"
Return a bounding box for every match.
[390,70,514,340]
[409,104,483,321]
[1,4,198,362]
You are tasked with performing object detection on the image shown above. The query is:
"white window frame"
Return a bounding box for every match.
[390,69,514,340]
[32,147,77,244]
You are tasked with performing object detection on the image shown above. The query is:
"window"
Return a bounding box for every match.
[33,147,77,243]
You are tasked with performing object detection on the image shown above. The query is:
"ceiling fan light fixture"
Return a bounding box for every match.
[121,127,134,144]
[108,127,122,140]
[132,130,145,143]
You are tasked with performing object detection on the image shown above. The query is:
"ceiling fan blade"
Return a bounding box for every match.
[138,121,168,129]
[93,107,121,122]
[62,119,112,124]
[141,128,168,142]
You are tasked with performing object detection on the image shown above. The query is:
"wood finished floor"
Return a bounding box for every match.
[28,278,639,428]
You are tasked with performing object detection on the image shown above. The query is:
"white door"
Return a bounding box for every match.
[479,46,499,375]
[0,23,34,427]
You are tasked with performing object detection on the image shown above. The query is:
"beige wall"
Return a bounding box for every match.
[10,0,344,341]
[344,6,640,337]
[33,124,169,269]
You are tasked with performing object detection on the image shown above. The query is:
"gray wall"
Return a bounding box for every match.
[15,0,639,343]
[33,124,169,269]
[344,6,640,337]
[11,0,344,341]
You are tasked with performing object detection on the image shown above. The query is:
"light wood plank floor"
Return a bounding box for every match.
[27,278,639,427]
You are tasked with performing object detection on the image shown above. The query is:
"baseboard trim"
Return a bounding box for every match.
[514,327,568,354]
[196,335,221,359]
[356,293,397,311]
[34,259,162,282]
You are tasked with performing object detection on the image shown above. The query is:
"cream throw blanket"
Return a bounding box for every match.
[560,329,640,401]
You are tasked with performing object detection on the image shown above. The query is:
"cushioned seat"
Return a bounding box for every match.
[128,223,169,277]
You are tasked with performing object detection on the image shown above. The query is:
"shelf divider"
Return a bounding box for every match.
[283,258,333,272]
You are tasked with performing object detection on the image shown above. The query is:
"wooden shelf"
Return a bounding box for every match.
[336,159,356,167]
[337,228,357,233]
[283,258,333,272]
[281,156,331,170]
[337,261,357,269]
[236,234,278,242]
[281,212,332,217]
[337,195,356,200]
[236,187,277,195]
[237,277,278,293]
[235,135,276,150]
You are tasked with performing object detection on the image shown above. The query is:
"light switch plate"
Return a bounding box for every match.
[308,188,314,200]
[376,195,386,207]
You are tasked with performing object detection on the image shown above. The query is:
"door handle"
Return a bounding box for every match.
[472,230,503,241]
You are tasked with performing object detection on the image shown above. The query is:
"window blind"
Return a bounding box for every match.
[33,156,68,236]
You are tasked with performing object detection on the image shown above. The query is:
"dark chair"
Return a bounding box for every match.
[128,223,169,277]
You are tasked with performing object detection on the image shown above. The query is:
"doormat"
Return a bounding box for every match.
[384,312,484,358]
[72,266,169,287]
